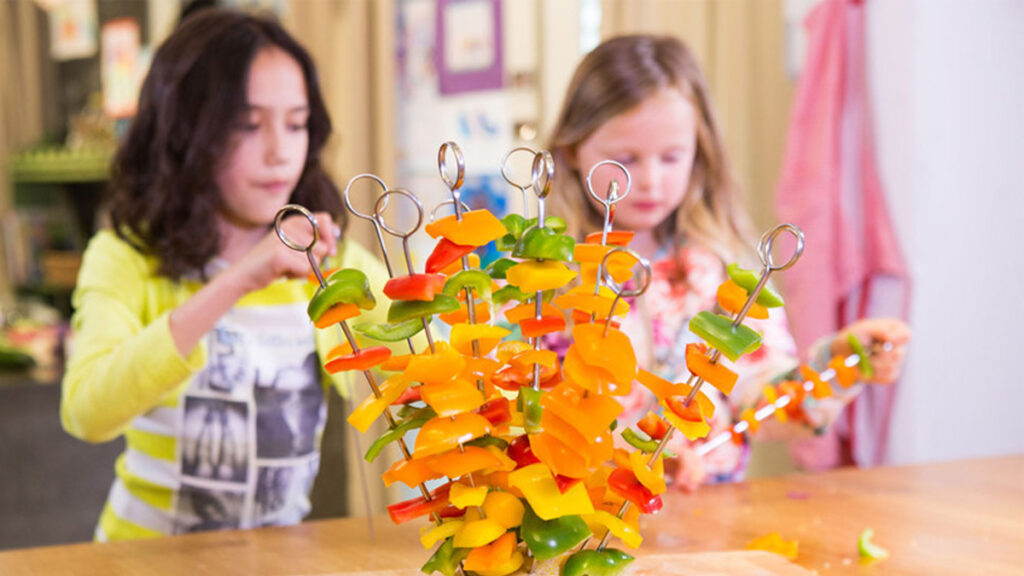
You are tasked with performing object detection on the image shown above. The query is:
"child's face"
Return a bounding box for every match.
[573,88,698,235]
[216,47,310,229]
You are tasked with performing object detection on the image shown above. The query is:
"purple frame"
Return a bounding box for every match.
[436,0,504,95]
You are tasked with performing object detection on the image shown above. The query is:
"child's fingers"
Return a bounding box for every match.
[311,211,339,258]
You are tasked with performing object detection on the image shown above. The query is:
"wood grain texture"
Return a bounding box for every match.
[1,456,1021,575]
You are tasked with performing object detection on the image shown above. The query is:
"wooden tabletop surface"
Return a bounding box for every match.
[1,455,1021,575]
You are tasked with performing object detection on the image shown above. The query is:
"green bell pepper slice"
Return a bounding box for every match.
[621,428,675,457]
[388,294,460,323]
[442,269,492,299]
[689,311,762,362]
[725,263,784,308]
[364,415,431,462]
[464,435,509,450]
[493,285,528,306]
[420,537,470,576]
[520,504,591,561]
[486,257,517,280]
[353,318,424,342]
[562,548,635,576]
[846,334,875,380]
[857,528,889,560]
[513,225,575,262]
[307,269,376,323]
[518,387,544,434]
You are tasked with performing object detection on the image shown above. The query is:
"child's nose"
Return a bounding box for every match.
[634,157,661,191]
[264,124,288,165]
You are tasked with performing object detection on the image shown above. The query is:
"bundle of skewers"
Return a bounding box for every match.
[274,142,882,576]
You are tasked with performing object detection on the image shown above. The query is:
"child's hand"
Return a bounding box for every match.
[235,211,339,292]
[832,318,912,384]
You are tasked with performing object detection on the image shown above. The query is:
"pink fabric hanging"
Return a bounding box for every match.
[774,0,910,469]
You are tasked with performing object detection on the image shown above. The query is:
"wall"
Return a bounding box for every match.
[868,0,1024,464]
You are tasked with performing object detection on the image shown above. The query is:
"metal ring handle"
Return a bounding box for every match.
[586,160,632,206]
[342,173,389,222]
[374,189,425,239]
[501,146,537,191]
[530,150,554,199]
[438,141,466,193]
[599,246,652,299]
[429,199,473,223]
[757,223,805,272]
[274,204,320,252]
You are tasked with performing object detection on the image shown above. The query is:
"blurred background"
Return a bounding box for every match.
[1,0,1021,552]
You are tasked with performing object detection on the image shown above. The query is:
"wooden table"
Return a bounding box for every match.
[1,456,1021,575]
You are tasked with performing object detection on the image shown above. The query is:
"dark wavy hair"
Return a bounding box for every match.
[108,8,344,280]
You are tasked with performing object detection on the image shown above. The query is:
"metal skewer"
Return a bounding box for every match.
[596,223,805,551]
[529,151,555,390]
[501,146,537,218]
[586,160,632,247]
[273,204,442,531]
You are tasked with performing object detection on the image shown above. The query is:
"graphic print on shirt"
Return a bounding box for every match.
[172,304,324,534]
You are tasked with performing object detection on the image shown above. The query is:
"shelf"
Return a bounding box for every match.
[9,146,113,184]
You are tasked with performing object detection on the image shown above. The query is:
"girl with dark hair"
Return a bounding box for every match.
[547,34,911,491]
[60,9,389,540]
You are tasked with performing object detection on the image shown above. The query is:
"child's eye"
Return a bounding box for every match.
[287,122,308,132]
[238,122,260,132]
[612,155,636,166]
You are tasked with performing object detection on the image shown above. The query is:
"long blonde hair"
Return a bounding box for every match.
[546,34,754,263]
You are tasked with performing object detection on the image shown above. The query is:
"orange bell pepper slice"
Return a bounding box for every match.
[637,411,669,440]
[414,412,493,458]
[510,349,558,373]
[540,382,622,443]
[404,342,466,385]
[428,445,504,478]
[563,346,629,396]
[584,230,634,246]
[762,385,788,423]
[382,456,442,488]
[439,299,491,325]
[464,532,523,575]
[425,209,507,247]
[529,432,590,479]
[685,342,738,395]
[380,353,413,372]
[313,302,361,329]
[504,302,564,325]
[800,364,833,399]
[554,285,631,319]
[572,323,637,386]
[519,315,567,338]
[829,355,858,387]
[438,252,481,278]
[496,340,532,363]
[420,378,486,417]
[716,279,769,319]
[660,386,716,441]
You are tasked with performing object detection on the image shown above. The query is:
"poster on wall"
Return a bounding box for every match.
[100,18,142,119]
[436,0,503,95]
[48,0,98,61]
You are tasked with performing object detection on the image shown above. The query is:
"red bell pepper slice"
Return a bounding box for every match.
[519,315,567,338]
[507,434,541,469]
[476,397,512,428]
[324,345,392,374]
[607,468,663,514]
[637,411,669,440]
[391,386,422,405]
[665,395,704,423]
[386,483,452,524]
[383,273,448,302]
[554,474,582,494]
[425,238,475,274]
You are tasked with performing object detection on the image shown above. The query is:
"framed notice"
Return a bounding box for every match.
[436,0,503,95]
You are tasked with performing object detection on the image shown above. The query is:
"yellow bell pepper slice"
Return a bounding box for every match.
[629,450,666,495]
[450,483,489,509]
[505,260,577,292]
[659,387,716,441]
[508,463,595,521]
[583,510,643,549]
[450,323,510,356]
[453,518,506,548]
[428,445,505,477]
[553,285,630,318]
[346,375,410,433]
[425,209,508,247]
[482,490,525,529]
[420,520,464,549]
